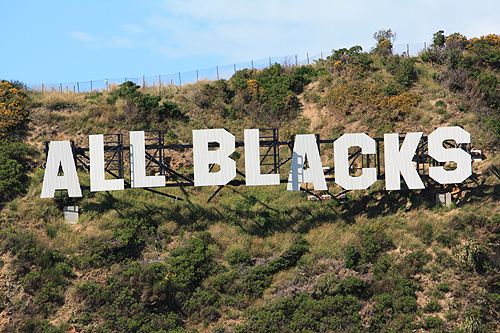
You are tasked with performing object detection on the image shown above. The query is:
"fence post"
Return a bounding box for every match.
[196,70,199,82]
[307,53,310,64]
[234,64,236,74]
[178,72,181,86]
[77,82,79,93]
[295,55,298,66]
[90,81,93,91]
[251,60,254,70]
[407,44,410,56]
[42,83,45,93]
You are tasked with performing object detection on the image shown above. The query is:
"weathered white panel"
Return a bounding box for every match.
[287,134,327,191]
[428,127,471,184]
[193,129,236,186]
[244,129,280,186]
[334,133,377,190]
[89,135,124,192]
[384,132,424,190]
[64,206,79,223]
[41,141,82,198]
[130,131,166,188]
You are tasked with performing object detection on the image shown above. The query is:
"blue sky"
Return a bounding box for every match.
[2,0,500,85]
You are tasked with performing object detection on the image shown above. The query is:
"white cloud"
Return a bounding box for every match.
[121,24,145,34]
[109,36,137,48]
[70,31,95,42]
[141,0,500,64]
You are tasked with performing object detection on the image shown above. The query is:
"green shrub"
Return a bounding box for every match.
[423,299,443,313]
[226,249,251,267]
[359,225,394,264]
[168,231,216,290]
[421,315,444,330]
[107,81,185,125]
[0,142,33,202]
[343,244,361,269]
[386,55,418,88]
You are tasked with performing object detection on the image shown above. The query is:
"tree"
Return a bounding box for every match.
[373,29,397,56]
[432,30,446,48]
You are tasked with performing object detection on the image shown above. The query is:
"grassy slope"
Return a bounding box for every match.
[1,49,500,332]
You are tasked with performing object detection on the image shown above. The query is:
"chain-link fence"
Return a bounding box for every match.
[26,42,427,93]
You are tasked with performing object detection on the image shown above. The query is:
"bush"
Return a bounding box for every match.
[226,249,251,267]
[0,142,33,202]
[386,55,418,88]
[230,63,305,124]
[423,299,443,313]
[168,231,216,290]
[0,80,30,139]
[107,81,184,125]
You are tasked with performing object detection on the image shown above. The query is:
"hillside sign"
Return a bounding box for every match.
[41,126,472,198]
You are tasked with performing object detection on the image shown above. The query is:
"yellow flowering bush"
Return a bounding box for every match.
[0,80,29,139]
[379,91,422,114]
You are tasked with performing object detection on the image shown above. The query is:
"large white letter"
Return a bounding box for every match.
[428,126,471,184]
[244,129,280,186]
[384,132,425,190]
[41,141,82,198]
[89,135,124,192]
[287,134,327,191]
[193,129,236,186]
[130,131,166,188]
[334,133,377,190]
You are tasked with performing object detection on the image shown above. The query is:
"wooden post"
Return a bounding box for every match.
[307,53,310,64]
[295,55,298,66]
[77,82,79,93]
[251,60,254,70]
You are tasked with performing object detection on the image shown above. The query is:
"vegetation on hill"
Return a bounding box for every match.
[1,30,500,332]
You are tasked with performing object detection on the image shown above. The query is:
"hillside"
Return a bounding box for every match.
[1,31,500,332]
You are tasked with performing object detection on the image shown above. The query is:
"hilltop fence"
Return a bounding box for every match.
[26,42,427,94]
